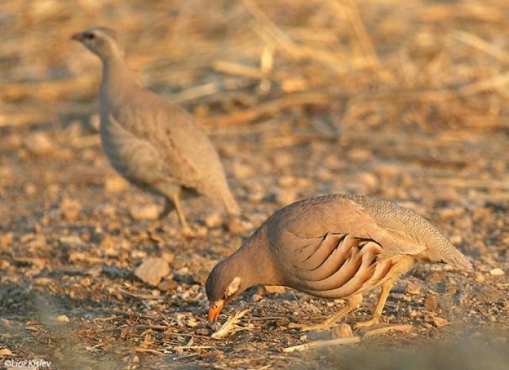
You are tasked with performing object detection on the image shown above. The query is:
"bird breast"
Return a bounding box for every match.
[99,112,164,189]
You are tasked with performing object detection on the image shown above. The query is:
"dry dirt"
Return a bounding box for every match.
[1,1,508,369]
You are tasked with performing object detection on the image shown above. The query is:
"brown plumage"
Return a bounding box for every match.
[206,194,472,330]
[71,27,239,236]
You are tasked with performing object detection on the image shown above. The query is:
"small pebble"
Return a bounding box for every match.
[424,294,438,310]
[348,148,371,160]
[490,268,504,276]
[104,177,128,193]
[23,131,54,156]
[406,282,422,295]
[358,172,378,189]
[33,277,53,286]
[60,198,82,221]
[205,213,223,228]
[55,315,70,323]
[157,278,178,291]
[1,134,21,152]
[0,233,13,247]
[232,162,255,179]
[128,204,159,220]
[251,293,263,302]
[0,348,12,356]
[332,323,354,338]
[81,277,91,287]
[161,252,175,264]
[263,286,286,294]
[135,258,170,286]
[433,317,448,327]
[474,272,486,283]
[227,219,251,234]
[275,188,298,207]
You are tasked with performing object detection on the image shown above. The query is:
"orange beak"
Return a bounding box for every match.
[208,301,224,322]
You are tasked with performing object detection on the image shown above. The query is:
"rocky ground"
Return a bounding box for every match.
[1,1,508,369]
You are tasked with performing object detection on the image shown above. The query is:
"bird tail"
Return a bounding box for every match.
[223,191,240,216]
[440,246,473,271]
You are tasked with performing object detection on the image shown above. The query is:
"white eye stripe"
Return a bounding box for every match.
[225,277,241,297]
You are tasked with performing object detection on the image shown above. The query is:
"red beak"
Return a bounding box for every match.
[208,302,224,322]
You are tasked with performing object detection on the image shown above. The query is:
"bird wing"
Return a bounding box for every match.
[262,195,425,297]
[268,195,427,264]
[101,110,170,189]
[107,88,225,194]
[269,195,389,240]
[270,194,470,271]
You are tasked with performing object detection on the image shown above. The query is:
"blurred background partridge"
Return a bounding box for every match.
[206,194,472,330]
[71,27,240,236]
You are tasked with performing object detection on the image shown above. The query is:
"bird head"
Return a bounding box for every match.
[205,259,246,322]
[71,27,123,60]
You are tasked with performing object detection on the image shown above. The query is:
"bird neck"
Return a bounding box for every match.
[100,56,139,99]
[232,229,280,288]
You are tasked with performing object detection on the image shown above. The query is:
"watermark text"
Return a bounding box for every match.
[3,359,52,368]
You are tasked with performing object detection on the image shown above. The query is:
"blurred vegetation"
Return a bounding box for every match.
[1,0,509,132]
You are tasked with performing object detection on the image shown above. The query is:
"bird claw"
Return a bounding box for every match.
[354,317,380,329]
[181,226,195,239]
[148,219,165,233]
[290,320,338,332]
[298,324,335,332]
[295,316,381,332]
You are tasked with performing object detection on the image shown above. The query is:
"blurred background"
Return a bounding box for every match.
[3,0,509,133]
[0,0,508,369]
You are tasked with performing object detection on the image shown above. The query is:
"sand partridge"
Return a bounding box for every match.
[72,27,240,236]
[206,194,472,330]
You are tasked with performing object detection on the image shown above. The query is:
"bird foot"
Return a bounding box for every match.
[354,317,380,329]
[225,218,250,234]
[181,226,195,239]
[290,320,338,332]
[148,219,165,233]
[129,228,166,245]
[129,232,149,245]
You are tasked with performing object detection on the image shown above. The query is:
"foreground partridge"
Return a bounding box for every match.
[72,27,239,236]
[206,194,472,330]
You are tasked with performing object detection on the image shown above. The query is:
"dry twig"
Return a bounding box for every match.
[242,0,301,59]
[211,309,251,339]
[427,177,509,190]
[282,337,361,353]
[116,288,166,300]
[134,347,164,355]
[362,324,414,338]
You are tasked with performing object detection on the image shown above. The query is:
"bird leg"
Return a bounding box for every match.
[158,196,175,220]
[137,197,175,236]
[355,256,414,328]
[354,278,393,328]
[171,193,194,238]
[128,198,173,244]
[297,294,363,332]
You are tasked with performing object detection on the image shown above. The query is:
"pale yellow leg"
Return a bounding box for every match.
[144,197,172,234]
[355,256,415,328]
[158,196,174,220]
[355,278,393,328]
[172,193,194,238]
[297,294,363,332]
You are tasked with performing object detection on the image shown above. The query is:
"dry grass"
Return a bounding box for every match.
[2,0,509,131]
[0,0,508,369]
